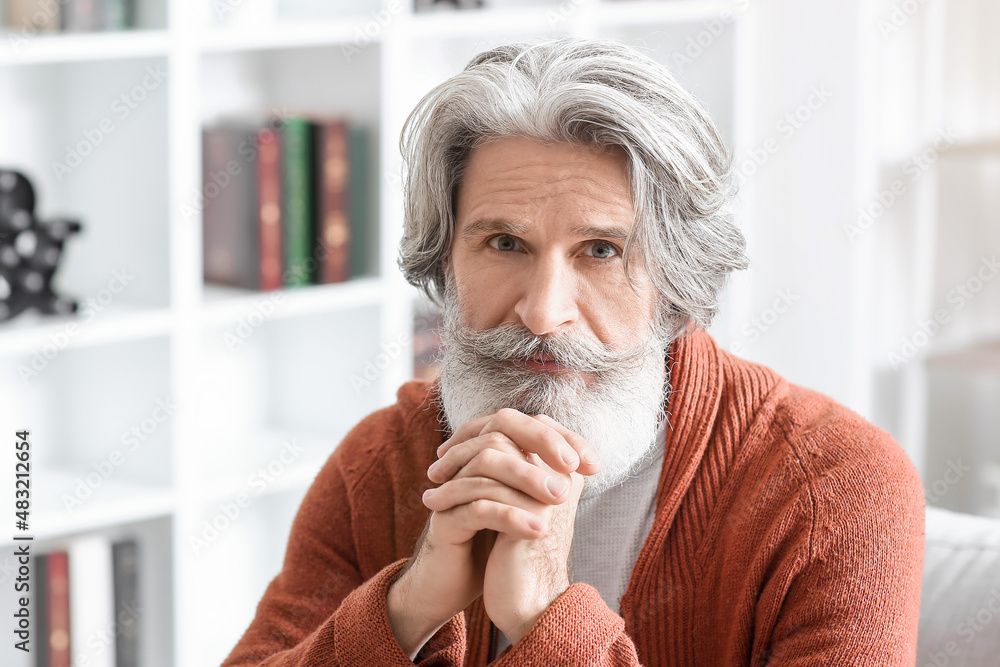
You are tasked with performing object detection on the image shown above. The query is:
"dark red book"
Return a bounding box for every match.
[202,124,261,290]
[257,125,283,291]
[314,118,351,284]
[46,551,70,667]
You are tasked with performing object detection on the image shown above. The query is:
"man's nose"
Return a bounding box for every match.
[513,254,578,336]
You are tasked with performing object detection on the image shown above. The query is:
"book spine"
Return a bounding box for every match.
[347,125,371,279]
[113,540,139,667]
[7,0,60,32]
[316,119,350,284]
[46,552,71,667]
[103,0,132,30]
[281,117,315,287]
[202,125,261,290]
[62,0,104,32]
[69,537,115,667]
[33,554,49,667]
[257,127,283,291]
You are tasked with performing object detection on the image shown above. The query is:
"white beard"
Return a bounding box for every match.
[433,280,673,497]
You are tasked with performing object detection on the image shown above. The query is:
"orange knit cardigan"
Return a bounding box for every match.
[222,326,925,666]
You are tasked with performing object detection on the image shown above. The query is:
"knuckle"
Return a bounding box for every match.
[497,407,520,421]
[484,431,508,448]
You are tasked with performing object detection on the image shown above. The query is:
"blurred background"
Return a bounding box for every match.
[0,0,996,665]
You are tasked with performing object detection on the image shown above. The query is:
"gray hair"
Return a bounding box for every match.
[397,37,749,337]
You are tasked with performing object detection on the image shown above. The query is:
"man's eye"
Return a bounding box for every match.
[488,235,522,252]
[586,242,619,259]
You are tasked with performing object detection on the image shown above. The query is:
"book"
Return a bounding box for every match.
[103,0,134,30]
[314,118,350,284]
[61,0,106,32]
[257,125,284,291]
[112,540,139,667]
[46,551,71,667]
[6,0,60,32]
[202,124,263,290]
[347,124,372,279]
[280,116,316,287]
[69,537,115,667]
[33,553,49,667]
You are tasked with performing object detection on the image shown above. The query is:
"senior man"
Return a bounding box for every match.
[223,38,924,666]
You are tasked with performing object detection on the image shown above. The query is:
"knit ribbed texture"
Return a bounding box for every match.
[221,327,926,666]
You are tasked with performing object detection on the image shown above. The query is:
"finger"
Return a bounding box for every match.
[478,408,596,475]
[450,447,572,504]
[422,475,547,516]
[532,414,601,475]
[428,430,526,484]
[437,414,493,458]
[430,498,548,542]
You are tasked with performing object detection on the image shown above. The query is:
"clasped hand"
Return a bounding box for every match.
[387,408,600,658]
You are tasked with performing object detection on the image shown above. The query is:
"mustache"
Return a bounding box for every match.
[440,308,661,376]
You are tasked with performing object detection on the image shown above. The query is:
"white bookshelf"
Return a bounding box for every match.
[9,0,995,664]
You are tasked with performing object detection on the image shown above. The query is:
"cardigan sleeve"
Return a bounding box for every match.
[489,583,644,666]
[220,449,466,667]
[755,427,926,666]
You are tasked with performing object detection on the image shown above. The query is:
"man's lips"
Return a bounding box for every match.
[517,354,568,372]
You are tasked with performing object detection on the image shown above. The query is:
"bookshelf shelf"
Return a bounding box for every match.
[198,20,373,54]
[407,6,565,37]
[0,29,171,65]
[199,277,384,328]
[595,0,737,26]
[189,429,336,508]
[0,306,173,357]
[0,468,175,547]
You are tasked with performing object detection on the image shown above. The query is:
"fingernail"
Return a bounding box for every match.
[528,516,544,531]
[545,476,568,497]
[427,460,441,476]
[582,450,598,466]
[560,447,579,467]
[436,440,450,456]
[423,487,436,499]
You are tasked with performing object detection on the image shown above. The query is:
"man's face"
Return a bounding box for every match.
[435,136,673,496]
[446,135,659,363]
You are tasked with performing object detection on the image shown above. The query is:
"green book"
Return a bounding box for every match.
[281,117,315,287]
[348,124,373,279]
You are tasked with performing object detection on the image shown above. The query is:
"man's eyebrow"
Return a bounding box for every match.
[459,217,632,242]
[570,224,631,242]
[460,217,530,242]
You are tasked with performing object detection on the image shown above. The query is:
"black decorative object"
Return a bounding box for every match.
[0,169,82,322]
